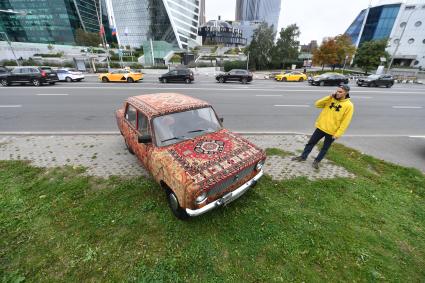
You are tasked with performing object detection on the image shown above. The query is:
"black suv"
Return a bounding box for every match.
[0,66,59,87]
[159,69,194,84]
[216,69,253,84]
[357,74,394,88]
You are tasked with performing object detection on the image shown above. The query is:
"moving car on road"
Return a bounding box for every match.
[99,69,143,83]
[215,69,253,84]
[356,74,394,88]
[308,73,349,86]
[275,71,307,82]
[159,68,194,84]
[0,66,59,87]
[56,68,85,82]
[116,93,266,219]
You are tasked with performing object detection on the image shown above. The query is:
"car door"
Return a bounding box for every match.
[109,71,120,81]
[228,70,237,81]
[8,68,22,83]
[168,70,178,82]
[122,103,138,153]
[134,111,152,168]
[289,72,298,81]
[177,70,186,82]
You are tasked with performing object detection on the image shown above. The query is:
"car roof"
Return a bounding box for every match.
[127,93,211,117]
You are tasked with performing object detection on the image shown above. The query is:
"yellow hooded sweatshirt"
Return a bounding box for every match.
[314,95,354,138]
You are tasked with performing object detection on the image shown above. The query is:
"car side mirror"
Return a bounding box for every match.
[138,134,152,144]
[219,117,224,123]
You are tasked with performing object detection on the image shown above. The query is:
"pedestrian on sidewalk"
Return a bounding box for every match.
[292,85,354,169]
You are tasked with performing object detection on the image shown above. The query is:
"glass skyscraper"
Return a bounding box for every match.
[0,0,107,45]
[235,0,281,31]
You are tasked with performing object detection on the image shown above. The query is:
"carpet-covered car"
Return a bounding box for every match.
[116,93,266,219]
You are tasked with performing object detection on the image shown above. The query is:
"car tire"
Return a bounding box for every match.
[241,77,248,84]
[49,82,55,85]
[0,79,8,87]
[124,138,134,154]
[102,77,109,83]
[386,84,392,88]
[185,78,191,84]
[282,77,287,82]
[298,77,304,82]
[32,79,40,87]
[65,77,72,82]
[218,77,224,83]
[319,81,325,86]
[370,82,376,87]
[162,78,167,83]
[127,77,134,83]
[166,189,189,220]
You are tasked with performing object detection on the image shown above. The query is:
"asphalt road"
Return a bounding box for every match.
[1,74,424,171]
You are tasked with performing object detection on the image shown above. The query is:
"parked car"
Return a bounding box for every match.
[99,69,143,83]
[56,68,85,82]
[356,74,394,88]
[308,73,349,86]
[0,66,59,87]
[158,68,194,84]
[116,93,266,219]
[216,69,253,84]
[275,71,307,82]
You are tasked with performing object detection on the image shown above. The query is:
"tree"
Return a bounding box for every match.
[354,39,389,74]
[312,37,338,70]
[334,34,356,69]
[272,24,300,69]
[75,28,102,47]
[245,22,276,70]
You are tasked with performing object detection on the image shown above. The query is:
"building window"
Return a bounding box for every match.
[414,60,419,65]
[400,22,407,28]
[394,38,400,44]
[423,39,425,44]
[408,38,415,44]
[405,5,415,10]
[415,21,422,27]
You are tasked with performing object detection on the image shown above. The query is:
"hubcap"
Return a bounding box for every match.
[168,192,179,211]
[33,80,39,86]
[1,80,6,86]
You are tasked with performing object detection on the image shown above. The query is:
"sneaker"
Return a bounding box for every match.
[291,156,306,162]
[312,160,320,170]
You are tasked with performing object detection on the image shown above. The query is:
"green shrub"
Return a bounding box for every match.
[224,60,247,72]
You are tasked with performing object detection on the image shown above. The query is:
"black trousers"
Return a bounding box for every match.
[301,128,335,162]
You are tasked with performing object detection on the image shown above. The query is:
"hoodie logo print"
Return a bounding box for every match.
[329,103,342,112]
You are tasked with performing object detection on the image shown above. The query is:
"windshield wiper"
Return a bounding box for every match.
[160,136,189,143]
[187,128,214,134]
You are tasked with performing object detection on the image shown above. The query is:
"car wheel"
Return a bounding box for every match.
[65,77,72,82]
[282,77,287,82]
[166,189,189,220]
[370,82,376,87]
[124,138,134,154]
[127,77,134,83]
[241,77,248,84]
[298,77,304,82]
[102,77,109,83]
[185,78,191,84]
[162,78,167,83]
[0,79,8,87]
[219,77,225,83]
[32,79,40,87]
[387,83,393,88]
[319,81,325,86]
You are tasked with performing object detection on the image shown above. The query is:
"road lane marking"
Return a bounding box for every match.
[392,106,423,109]
[274,104,310,107]
[351,96,372,99]
[0,105,22,108]
[256,95,283,97]
[409,135,425,138]
[36,93,69,96]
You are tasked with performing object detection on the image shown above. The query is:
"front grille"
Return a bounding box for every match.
[207,164,256,197]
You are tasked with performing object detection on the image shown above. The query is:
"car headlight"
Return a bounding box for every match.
[195,191,207,204]
[256,161,264,171]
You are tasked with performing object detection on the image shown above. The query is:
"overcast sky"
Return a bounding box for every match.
[205,0,405,45]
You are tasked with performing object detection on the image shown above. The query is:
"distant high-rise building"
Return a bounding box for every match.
[199,0,206,26]
[0,0,108,45]
[235,0,281,31]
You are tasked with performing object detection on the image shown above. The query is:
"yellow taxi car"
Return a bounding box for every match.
[99,69,143,83]
[275,71,307,82]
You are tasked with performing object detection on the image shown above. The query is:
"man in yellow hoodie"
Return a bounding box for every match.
[292,84,354,169]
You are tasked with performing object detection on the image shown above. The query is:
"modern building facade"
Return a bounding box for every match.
[198,20,247,47]
[105,0,200,50]
[345,1,425,68]
[0,0,107,45]
[235,0,281,31]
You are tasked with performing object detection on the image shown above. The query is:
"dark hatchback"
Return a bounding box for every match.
[357,74,394,88]
[216,69,253,84]
[308,73,349,86]
[0,66,59,87]
[159,69,194,84]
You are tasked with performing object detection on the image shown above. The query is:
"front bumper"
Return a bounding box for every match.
[185,169,264,217]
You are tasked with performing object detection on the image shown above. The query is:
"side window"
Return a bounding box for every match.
[125,104,137,128]
[170,70,178,75]
[12,68,21,74]
[138,112,149,135]
[177,70,185,75]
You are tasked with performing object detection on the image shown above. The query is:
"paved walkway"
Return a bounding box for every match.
[0,135,354,180]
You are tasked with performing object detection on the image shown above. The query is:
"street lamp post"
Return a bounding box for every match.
[0,9,29,66]
[387,7,418,73]
[0,32,20,66]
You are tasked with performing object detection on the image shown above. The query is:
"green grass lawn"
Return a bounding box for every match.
[1,143,425,282]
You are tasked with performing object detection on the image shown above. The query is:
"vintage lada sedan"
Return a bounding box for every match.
[116,93,266,219]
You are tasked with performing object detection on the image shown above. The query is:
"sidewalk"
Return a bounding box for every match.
[0,135,354,180]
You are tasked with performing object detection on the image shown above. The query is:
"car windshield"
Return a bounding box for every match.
[368,75,380,79]
[153,107,222,147]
